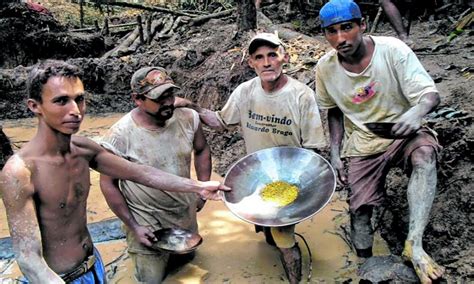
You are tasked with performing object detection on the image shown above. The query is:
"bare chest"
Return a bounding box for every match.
[32,157,91,220]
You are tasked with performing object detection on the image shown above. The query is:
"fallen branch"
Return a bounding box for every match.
[256,12,317,43]
[70,22,137,32]
[370,6,383,34]
[170,16,183,33]
[148,18,164,44]
[155,15,175,40]
[101,26,140,58]
[189,8,236,26]
[181,9,209,15]
[435,3,453,13]
[105,1,195,17]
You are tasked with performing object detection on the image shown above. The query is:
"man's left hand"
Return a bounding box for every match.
[392,105,423,137]
[132,225,158,247]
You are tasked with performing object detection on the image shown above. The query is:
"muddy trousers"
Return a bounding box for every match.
[350,205,375,258]
[273,229,302,282]
[278,243,302,284]
[129,251,195,284]
[256,225,302,283]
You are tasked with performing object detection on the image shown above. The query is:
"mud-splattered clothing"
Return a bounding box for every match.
[216,75,326,248]
[100,108,201,254]
[347,128,441,211]
[217,76,327,154]
[315,36,438,157]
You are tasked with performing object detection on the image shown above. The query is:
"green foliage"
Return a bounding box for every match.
[41,0,236,28]
[179,0,235,11]
[42,0,141,27]
[291,20,302,29]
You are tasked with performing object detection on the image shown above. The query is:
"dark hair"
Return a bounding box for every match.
[27,60,82,102]
[135,94,146,100]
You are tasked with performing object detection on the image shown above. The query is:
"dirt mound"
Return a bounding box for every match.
[0,3,105,68]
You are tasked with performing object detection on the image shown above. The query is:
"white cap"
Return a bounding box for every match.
[248,32,283,54]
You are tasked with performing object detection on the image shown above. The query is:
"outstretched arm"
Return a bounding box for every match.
[99,175,157,246]
[0,156,64,283]
[328,107,347,186]
[88,140,230,200]
[174,97,226,131]
[392,92,440,137]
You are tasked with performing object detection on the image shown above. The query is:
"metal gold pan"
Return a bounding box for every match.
[151,228,203,254]
[223,147,336,227]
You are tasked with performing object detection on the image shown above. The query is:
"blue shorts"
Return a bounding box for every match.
[68,248,106,284]
[21,247,106,284]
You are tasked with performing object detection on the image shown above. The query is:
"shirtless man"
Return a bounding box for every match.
[315,0,444,282]
[0,60,229,283]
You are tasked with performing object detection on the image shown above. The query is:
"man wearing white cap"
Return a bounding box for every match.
[176,32,326,283]
[100,66,212,283]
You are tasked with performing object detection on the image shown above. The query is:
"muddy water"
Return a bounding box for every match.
[0,114,388,283]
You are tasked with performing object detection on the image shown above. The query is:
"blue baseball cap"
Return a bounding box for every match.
[319,0,362,28]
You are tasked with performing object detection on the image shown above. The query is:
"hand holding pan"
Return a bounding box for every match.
[151,228,203,254]
[364,122,415,139]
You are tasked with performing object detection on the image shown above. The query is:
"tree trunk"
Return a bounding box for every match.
[236,0,257,32]
[189,9,235,26]
[80,0,85,28]
[137,15,144,45]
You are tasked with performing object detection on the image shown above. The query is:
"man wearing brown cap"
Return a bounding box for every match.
[99,66,212,283]
[176,32,326,283]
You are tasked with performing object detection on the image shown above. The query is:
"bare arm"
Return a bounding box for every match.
[99,175,156,247]
[193,122,213,209]
[392,92,440,137]
[328,107,347,185]
[174,97,226,131]
[193,122,212,182]
[0,156,64,283]
[90,141,229,200]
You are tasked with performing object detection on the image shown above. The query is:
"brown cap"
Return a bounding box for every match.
[248,32,284,54]
[130,67,180,99]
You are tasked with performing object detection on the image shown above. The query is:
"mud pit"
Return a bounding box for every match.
[0,1,473,282]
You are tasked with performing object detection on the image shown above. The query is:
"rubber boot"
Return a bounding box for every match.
[278,243,302,284]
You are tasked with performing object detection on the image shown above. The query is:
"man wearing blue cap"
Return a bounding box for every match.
[315,0,444,283]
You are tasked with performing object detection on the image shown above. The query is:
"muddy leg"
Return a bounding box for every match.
[402,146,444,283]
[278,243,302,284]
[351,205,374,258]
